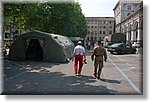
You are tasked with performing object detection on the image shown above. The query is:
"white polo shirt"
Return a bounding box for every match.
[74,45,85,55]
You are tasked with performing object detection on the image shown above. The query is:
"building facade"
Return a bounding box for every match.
[85,17,115,42]
[113,0,143,46]
[3,16,26,47]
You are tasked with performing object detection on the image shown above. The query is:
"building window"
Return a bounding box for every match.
[88,26,90,28]
[95,26,97,28]
[99,26,102,29]
[99,37,102,41]
[103,31,105,34]
[103,26,106,29]
[91,26,93,28]
[127,5,131,10]
[109,26,112,29]
[95,31,97,35]
[99,31,102,34]
[136,31,138,40]
[109,31,112,34]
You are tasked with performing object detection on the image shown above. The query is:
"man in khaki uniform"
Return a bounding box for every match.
[91,41,107,79]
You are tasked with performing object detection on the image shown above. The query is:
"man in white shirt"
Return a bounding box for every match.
[72,41,86,76]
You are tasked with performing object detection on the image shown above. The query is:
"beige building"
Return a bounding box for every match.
[85,17,115,42]
[113,0,143,46]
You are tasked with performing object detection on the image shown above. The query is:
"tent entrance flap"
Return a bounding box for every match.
[25,39,43,61]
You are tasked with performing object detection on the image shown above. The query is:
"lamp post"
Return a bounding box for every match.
[11,16,16,42]
[10,24,16,41]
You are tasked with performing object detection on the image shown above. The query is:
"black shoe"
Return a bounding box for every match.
[97,76,101,79]
[75,72,78,76]
[93,73,97,78]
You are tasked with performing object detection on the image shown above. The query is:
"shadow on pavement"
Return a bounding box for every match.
[3,60,62,80]
[100,78,121,84]
[3,67,118,95]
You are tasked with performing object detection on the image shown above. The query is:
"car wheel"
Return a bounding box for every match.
[131,49,136,54]
[117,50,122,54]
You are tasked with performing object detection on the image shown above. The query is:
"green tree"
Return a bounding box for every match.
[3,2,87,37]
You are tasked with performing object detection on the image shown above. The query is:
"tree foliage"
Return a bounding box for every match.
[3,2,87,37]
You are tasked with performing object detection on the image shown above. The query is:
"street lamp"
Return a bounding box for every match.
[10,19,16,42]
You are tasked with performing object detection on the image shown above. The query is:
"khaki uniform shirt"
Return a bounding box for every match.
[91,45,107,68]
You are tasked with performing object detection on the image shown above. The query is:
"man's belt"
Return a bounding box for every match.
[75,54,83,55]
[95,55,103,57]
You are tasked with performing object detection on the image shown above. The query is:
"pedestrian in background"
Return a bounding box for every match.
[87,41,91,50]
[72,41,86,76]
[91,40,107,79]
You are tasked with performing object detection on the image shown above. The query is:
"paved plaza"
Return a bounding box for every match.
[2,50,143,95]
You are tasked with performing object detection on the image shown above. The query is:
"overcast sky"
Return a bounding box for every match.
[77,0,119,17]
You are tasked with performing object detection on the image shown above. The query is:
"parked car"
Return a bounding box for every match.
[107,43,136,54]
[132,42,140,48]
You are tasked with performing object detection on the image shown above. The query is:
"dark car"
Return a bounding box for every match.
[107,43,136,54]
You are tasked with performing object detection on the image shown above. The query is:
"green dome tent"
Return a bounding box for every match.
[8,30,74,62]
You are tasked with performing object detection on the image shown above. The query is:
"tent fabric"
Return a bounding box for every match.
[8,30,74,62]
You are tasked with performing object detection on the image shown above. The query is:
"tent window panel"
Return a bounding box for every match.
[38,39,44,49]
[24,39,30,52]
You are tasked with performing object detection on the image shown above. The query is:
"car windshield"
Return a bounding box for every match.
[111,43,121,47]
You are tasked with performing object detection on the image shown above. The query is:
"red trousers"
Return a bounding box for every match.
[74,55,84,74]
